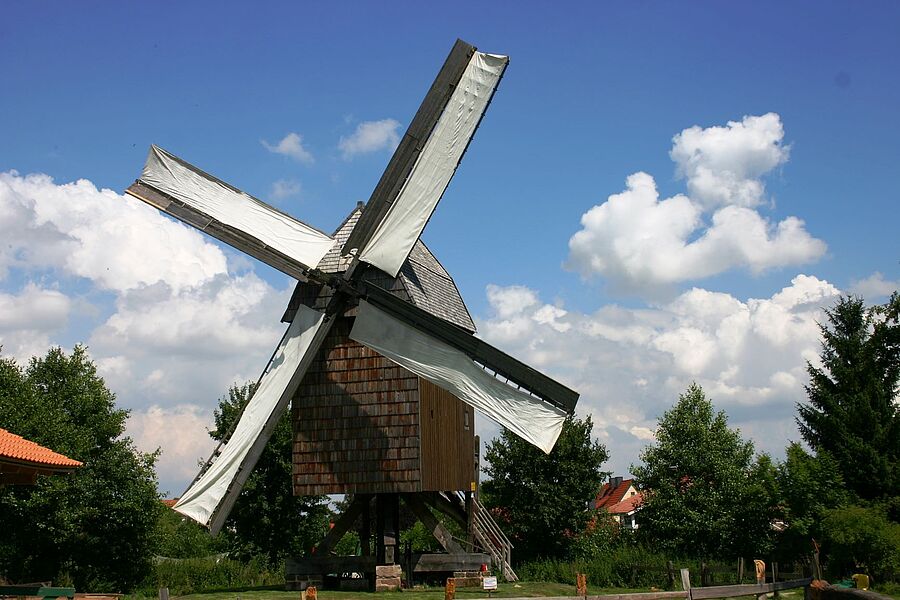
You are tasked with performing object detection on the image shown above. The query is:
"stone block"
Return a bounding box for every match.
[376,564,402,577]
[375,577,401,592]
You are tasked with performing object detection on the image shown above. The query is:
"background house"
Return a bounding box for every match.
[594,475,642,530]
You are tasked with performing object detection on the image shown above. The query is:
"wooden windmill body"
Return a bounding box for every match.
[121,39,579,588]
[284,207,494,584]
[287,206,478,497]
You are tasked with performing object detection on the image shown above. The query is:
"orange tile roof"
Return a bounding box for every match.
[594,478,635,510]
[162,498,179,508]
[607,493,642,515]
[0,427,82,469]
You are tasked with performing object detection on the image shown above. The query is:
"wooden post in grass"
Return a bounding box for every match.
[667,561,675,589]
[754,560,766,600]
[158,588,168,600]
[577,573,587,597]
[445,578,456,600]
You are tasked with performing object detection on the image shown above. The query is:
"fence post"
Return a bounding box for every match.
[680,568,692,600]
[158,589,169,600]
[700,562,708,587]
[772,562,780,599]
[667,561,675,589]
[738,557,744,583]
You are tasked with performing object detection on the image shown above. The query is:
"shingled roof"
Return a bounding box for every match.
[282,204,476,332]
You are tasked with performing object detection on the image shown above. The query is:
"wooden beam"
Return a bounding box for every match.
[342,39,476,258]
[359,283,579,413]
[689,579,812,600]
[422,492,467,528]
[410,552,491,573]
[402,493,464,554]
[125,181,317,281]
[316,495,370,554]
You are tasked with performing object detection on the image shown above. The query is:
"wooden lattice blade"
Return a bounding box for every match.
[343,40,509,278]
[126,146,335,280]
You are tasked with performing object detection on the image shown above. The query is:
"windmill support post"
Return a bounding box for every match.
[287,489,512,591]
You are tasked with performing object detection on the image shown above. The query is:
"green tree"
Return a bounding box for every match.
[0,346,161,591]
[208,382,329,564]
[797,293,900,501]
[481,414,609,563]
[632,383,778,558]
[775,443,850,560]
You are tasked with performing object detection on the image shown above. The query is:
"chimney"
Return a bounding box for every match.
[610,475,623,489]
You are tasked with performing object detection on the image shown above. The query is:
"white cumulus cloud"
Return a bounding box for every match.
[261,132,314,164]
[339,119,401,159]
[0,284,72,361]
[850,271,899,300]
[567,115,825,295]
[127,404,217,496]
[0,172,227,292]
[671,112,790,209]
[0,170,295,493]
[477,274,840,475]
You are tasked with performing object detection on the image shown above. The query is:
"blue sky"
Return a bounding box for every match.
[1,2,898,495]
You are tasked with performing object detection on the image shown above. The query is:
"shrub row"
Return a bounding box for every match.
[137,556,284,596]
[519,547,770,589]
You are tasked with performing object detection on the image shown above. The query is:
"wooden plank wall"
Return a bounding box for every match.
[292,317,422,495]
[419,378,475,491]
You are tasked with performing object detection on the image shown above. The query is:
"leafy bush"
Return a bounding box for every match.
[155,510,226,559]
[821,504,900,581]
[138,556,283,595]
[520,546,689,588]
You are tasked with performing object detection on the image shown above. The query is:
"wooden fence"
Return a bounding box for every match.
[498,569,813,600]
[610,558,815,588]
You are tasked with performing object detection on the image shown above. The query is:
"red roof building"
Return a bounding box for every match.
[0,427,82,485]
[594,476,642,530]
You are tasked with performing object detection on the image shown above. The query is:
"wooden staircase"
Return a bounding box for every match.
[460,493,518,582]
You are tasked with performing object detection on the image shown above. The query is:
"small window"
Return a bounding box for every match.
[464,409,470,431]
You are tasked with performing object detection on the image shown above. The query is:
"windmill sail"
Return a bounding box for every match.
[344,42,509,277]
[350,300,569,453]
[127,146,335,278]
[173,304,325,531]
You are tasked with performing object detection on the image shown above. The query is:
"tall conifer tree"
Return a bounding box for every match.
[797,293,900,501]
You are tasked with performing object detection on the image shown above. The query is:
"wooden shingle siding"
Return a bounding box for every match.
[292,317,423,495]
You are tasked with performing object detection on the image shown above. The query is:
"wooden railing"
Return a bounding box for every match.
[465,494,518,582]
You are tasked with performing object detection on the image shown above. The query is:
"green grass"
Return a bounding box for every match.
[136,581,647,600]
[128,582,900,600]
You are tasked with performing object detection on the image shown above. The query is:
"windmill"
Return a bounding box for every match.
[124,39,579,586]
